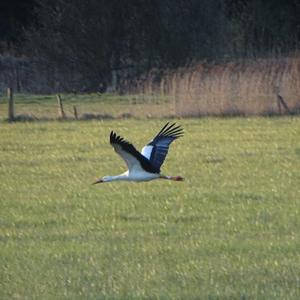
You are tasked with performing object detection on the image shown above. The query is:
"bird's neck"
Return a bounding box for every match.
[106,173,128,182]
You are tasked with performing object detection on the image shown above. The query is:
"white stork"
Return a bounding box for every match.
[93,122,184,184]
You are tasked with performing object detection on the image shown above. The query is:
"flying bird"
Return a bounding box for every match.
[93,122,184,183]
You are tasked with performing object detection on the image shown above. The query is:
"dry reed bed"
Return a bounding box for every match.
[135,56,300,116]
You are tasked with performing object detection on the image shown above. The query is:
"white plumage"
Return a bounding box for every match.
[141,145,154,160]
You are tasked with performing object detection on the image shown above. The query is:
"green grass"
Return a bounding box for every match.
[0,93,173,120]
[1,118,300,299]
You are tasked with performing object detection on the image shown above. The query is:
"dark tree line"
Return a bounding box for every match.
[0,0,35,51]
[0,0,299,92]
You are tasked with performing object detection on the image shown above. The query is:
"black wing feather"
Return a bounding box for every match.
[147,122,183,171]
[110,131,158,173]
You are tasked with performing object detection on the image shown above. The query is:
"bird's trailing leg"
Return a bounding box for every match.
[160,175,184,181]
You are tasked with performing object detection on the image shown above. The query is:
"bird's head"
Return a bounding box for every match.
[93,176,112,184]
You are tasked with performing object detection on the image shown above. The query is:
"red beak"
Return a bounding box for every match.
[92,179,103,184]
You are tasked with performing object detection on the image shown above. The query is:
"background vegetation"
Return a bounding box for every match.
[1,0,300,92]
[1,54,299,121]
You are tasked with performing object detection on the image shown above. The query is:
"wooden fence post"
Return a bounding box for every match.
[277,95,282,114]
[7,87,14,122]
[73,105,78,120]
[57,94,66,119]
[276,93,291,115]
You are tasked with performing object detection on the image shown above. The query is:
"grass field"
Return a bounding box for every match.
[1,117,300,299]
[0,93,173,120]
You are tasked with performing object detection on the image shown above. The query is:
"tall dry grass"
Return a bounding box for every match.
[130,55,300,116]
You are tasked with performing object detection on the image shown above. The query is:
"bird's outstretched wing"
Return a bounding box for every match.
[141,122,183,171]
[110,131,156,173]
